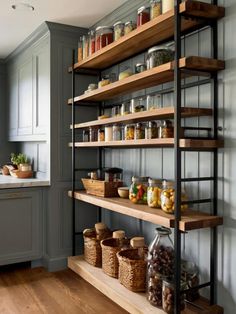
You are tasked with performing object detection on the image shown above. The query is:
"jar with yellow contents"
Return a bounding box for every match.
[160,180,188,214]
[147,178,162,208]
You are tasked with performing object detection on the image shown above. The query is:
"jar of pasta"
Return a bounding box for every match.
[125,124,135,140]
[147,178,162,208]
[150,0,161,19]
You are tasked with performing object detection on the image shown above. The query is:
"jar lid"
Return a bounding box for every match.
[113,230,125,239]
[135,62,146,67]
[135,122,144,127]
[113,21,124,27]
[148,178,162,184]
[95,26,113,31]
[131,176,149,183]
[95,222,107,231]
[125,21,135,26]
[130,237,145,248]
[162,120,173,126]
[148,45,170,54]
[137,6,149,14]
[155,226,172,236]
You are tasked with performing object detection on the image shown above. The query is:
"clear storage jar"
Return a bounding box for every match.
[78,37,83,62]
[162,280,186,313]
[105,125,113,142]
[121,102,130,115]
[98,128,105,142]
[146,94,162,110]
[113,21,124,41]
[135,123,145,140]
[147,178,162,208]
[125,124,135,140]
[145,121,159,139]
[82,35,88,60]
[129,176,148,204]
[150,0,161,20]
[147,45,174,69]
[159,120,174,138]
[181,260,200,302]
[162,0,174,14]
[113,124,122,141]
[95,26,113,51]
[130,97,146,113]
[135,63,147,74]
[124,21,136,35]
[137,6,150,27]
[89,127,98,142]
[88,30,96,55]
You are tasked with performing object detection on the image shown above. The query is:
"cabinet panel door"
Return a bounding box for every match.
[8,72,18,138]
[0,190,42,266]
[18,58,33,136]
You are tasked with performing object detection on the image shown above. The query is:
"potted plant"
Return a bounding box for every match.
[10,153,32,171]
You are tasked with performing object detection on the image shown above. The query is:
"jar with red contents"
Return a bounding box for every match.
[88,30,96,55]
[137,6,150,27]
[95,26,113,51]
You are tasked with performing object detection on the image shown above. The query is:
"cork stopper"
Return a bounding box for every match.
[130,237,145,248]
[95,222,107,232]
[113,230,125,239]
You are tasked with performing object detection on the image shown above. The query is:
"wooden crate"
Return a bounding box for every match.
[81,178,123,197]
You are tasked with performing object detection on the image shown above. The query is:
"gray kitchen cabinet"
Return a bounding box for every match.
[0,189,43,266]
[8,71,18,138]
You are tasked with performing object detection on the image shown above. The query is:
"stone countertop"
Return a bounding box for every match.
[0,175,50,189]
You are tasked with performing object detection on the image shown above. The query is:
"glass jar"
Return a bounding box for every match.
[147,178,162,208]
[147,45,174,69]
[105,125,113,142]
[88,30,96,55]
[113,124,122,141]
[162,280,186,313]
[119,66,133,80]
[162,0,174,14]
[82,35,88,60]
[159,120,174,138]
[147,227,174,307]
[113,21,124,41]
[129,176,148,204]
[145,121,159,139]
[124,21,136,35]
[146,94,162,110]
[150,0,162,20]
[125,124,135,140]
[130,97,146,113]
[161,180,188,214]
[89,127,98,142]
[95,26,113,51]
[121,102,130,115]
[137,6,150,27]
[135,123,145,140]
[98,128,105,142]
[112,106,120,117]
[181,260,200,302]
[83,129,89,142]
[135,63,147,74]
[78,37,83,62]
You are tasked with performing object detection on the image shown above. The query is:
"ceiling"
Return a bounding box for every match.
[0,0,127,59]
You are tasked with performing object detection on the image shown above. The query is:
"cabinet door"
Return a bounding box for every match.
[8,72,18,138]
[0,190,42,266]
[18,57,33,136]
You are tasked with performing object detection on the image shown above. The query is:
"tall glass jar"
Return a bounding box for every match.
[146,94,162,110]
[181,260,200,302]
[82,35,88,60]
[137,6,150,27]
[147,227,174,307]
[135,123,145,140]
[124,21,136,35]
[150,0,161,20]
[98,128,105,142]
[129,176,148,204]
[113,124,122,141]
[95,26,113,51]
[121,102,130,115]
[113,21,124,41]
[162,280,186,313]
[89,127,98,142]
[88,30,96,55]
[159,120,174,138]
[78,37,83,62]
[147,178,162,208]
[125,124,135,140]
[145,121,159,139]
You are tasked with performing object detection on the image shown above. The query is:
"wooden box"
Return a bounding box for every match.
[81,178,123,197]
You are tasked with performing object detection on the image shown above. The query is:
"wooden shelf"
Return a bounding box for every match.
[68,191,223,231]
[68,256,224,314]
[71,107,213,129]
[68,57,225,104]
[69,138,224,149]
[69,1,224,71]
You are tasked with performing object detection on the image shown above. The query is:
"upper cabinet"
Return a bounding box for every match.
[7,35,50,142]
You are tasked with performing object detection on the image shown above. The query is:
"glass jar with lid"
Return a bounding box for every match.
[147,227,174,307]
[129,176,149,204]
[135,63,147,74]
[146,94,162,110]
[162,0,174,14]
[160,180,188,214]
[113,21,124,41]
[125,124,135,140]
[112,106,120,117]
[147,178,162,208]
[89,127,98,142]
[159,120,174,138]
[98,128,105,142]
[162,279,186,313]
[78,36,83,62]
[82,35,88,60]
[150,0,161,20]
[113,124,122,141]
[88,30,96,55]
[121,102,130,115]
[181,260,200,302]
[137,6,150,27]
[145,121,159,139]
[124,21,136,35]
[147,45,174,69]
[130,97,146,113]
[95,26,113,51]
[135,123,145,140]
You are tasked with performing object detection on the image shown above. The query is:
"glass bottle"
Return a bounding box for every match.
[147,178,162,208]
[129,176,148,204]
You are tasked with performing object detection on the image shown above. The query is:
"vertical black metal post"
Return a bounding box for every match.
[98,99,103,222]
[211,0,218,304]
[174,0,182,313]
[72,50,76,256]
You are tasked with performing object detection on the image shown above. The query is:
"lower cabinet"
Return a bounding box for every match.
[0,189,43,266]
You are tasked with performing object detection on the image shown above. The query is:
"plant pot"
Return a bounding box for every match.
[18,163,32,171]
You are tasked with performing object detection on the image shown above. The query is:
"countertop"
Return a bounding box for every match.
[0,175,50,189]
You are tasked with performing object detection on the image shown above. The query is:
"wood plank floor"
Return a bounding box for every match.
[0,264,128,314]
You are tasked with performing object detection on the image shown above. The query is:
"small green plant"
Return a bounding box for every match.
[10,153,28,166]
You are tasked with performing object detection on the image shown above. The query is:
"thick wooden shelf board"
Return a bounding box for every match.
[68,191,223,231]
[68,57,224,104]
[68,256,224,314]
[71,107,213,129]
[69,138,224,149]
[69,1,224,71]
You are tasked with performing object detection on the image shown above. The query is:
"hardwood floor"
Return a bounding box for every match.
[0,264,128,314]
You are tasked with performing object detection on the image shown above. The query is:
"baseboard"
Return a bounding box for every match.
[42,254,69,272]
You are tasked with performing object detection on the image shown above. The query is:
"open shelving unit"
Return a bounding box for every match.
[67,1,225,313]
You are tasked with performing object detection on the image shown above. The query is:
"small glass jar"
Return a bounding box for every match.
[135,123,145,140]
[146,94,162,110]
[83,129,89,142]
[135,63,147,74]
[159,120,174,138]
[121,102,130,115]
[88,30,96,55]
[98,128,105,142]
[125,124,135,140]
[137,6,150,27]
[124,21,136,35]
[162,0,174,14]
[147,178,162,208]
[82,35,88,60]
[95,26,113,51]
[113,124,122,141]
[145,121,159,139]
[130,97,146,113]
[181,260,200,302]
[89,127,98,142]
[162,280,186,313]
[161,180,188,214]
[78,37,83,62]
[105,125,113,142]
[112,106,120,117]
[150,0,162,20]
[113,21,124,41]
[129,176,149,204]
[147,45,174,69]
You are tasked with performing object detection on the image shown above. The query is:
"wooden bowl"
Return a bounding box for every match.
[10,170,33,179]
[118,187,129,199]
